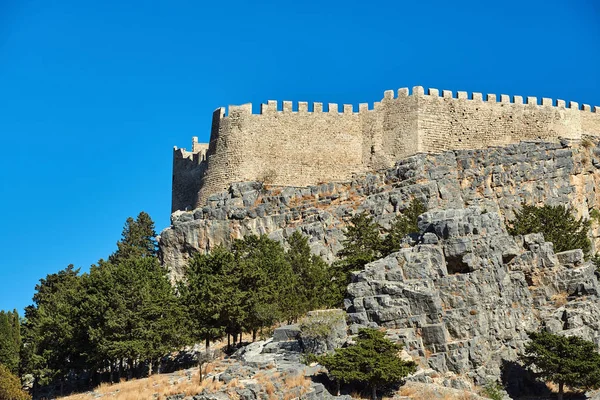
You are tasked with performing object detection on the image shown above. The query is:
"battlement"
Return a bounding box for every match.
[172,86,600,212]
[207,86,599,119]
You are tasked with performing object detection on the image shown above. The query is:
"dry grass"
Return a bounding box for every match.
[551,292,568,308]
[59,355,315,400]
[396,382,482,400]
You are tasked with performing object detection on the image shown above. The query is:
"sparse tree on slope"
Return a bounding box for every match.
[317,328,416,400]
[381,199,426,257]
[508,204,591,255]
[332,212,383,304]
[520,331,600,400]
[284,231,334,321]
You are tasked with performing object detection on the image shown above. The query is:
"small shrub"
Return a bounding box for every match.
[299,310,345,340]
[581,137,594,149]
[481,381,504,400]
[0,364,30,400]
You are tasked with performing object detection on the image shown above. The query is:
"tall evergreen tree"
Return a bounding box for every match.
[332,212,383,304]
[284,231,335,319]
[84,256,184,379]
[109,211,158,263]
[21,265,86,393]
[0,310,21,374]
[181,247,233,349]
[232,235,293,339]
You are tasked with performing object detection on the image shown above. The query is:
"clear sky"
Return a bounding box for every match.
[0,0,599,313]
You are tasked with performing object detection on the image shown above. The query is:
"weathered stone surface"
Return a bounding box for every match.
[161,140,600,281]
[346,207,600,387]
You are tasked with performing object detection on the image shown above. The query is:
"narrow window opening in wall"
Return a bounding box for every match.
[371,145,375,155]
[446,255,471,274]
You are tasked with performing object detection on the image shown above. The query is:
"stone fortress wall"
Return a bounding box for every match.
[172,86,600,212]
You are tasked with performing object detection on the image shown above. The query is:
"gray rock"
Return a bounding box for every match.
[273,325,301,342]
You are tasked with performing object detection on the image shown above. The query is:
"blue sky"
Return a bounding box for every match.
[0,0,598,313]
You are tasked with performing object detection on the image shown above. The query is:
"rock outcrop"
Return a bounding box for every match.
[158,139,600,393]
[346,207,600,388]
[160,139,600,280]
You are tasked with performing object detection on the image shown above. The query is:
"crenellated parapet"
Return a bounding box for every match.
[172,86,600,212]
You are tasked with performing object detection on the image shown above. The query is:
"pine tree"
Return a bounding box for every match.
[332,213,383,304]
[508,204,591,255]
[109,211,158,263]
[520,331,600,400]
[21,265,86,393]
[0,310,20,374]
[317,328,417,399]
[84,256,184,379]
[284,231,335,319]
[381,199,426,256]
[182,247,233,349]
[232,235,293,339]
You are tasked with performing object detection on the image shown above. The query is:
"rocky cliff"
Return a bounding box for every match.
[346,207,600,390]
[160,138,600,280]
[159,138,600,393]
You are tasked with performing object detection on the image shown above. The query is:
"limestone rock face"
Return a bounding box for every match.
[160,140,600,280]
[345,207,600,385]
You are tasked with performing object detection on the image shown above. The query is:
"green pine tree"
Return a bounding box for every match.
[317,328,417,399]
[284,231,336,319]
[508,204,591,255]
[21,265,86,394]
[381,199,426,256]
[332,213,383,304]
[520,331,600,400]
[0,310,20,375]
[109,211,158,263]
[181,246,233,349]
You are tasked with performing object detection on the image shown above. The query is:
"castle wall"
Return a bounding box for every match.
[172,86,600,212]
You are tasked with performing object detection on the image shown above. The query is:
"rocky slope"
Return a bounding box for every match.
[158,138,600,395]
[346,207,600,392]
[160,139,600,279]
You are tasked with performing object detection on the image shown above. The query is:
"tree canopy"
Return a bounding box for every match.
[520,331,600,400]
[317,328,417,400]
[0,310,21,375]
[507,204,591,255]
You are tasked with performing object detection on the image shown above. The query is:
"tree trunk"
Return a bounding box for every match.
[558,382,564,400]
[252,329,257,342]
[205,336,210,351]
[227,333,231,350]
[336,381,340,396]
[148,359,153,377]
[119,359,124,379]
[371,385,377,400]
[127,359,134,381]
[198,359,203,383]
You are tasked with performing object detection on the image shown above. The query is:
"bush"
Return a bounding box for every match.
[317,328,416,400]
[520,331,600,400]
[481,381,504,400]
[0,364,30,400]
[507,204,591,255]
[299,310,346,354]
